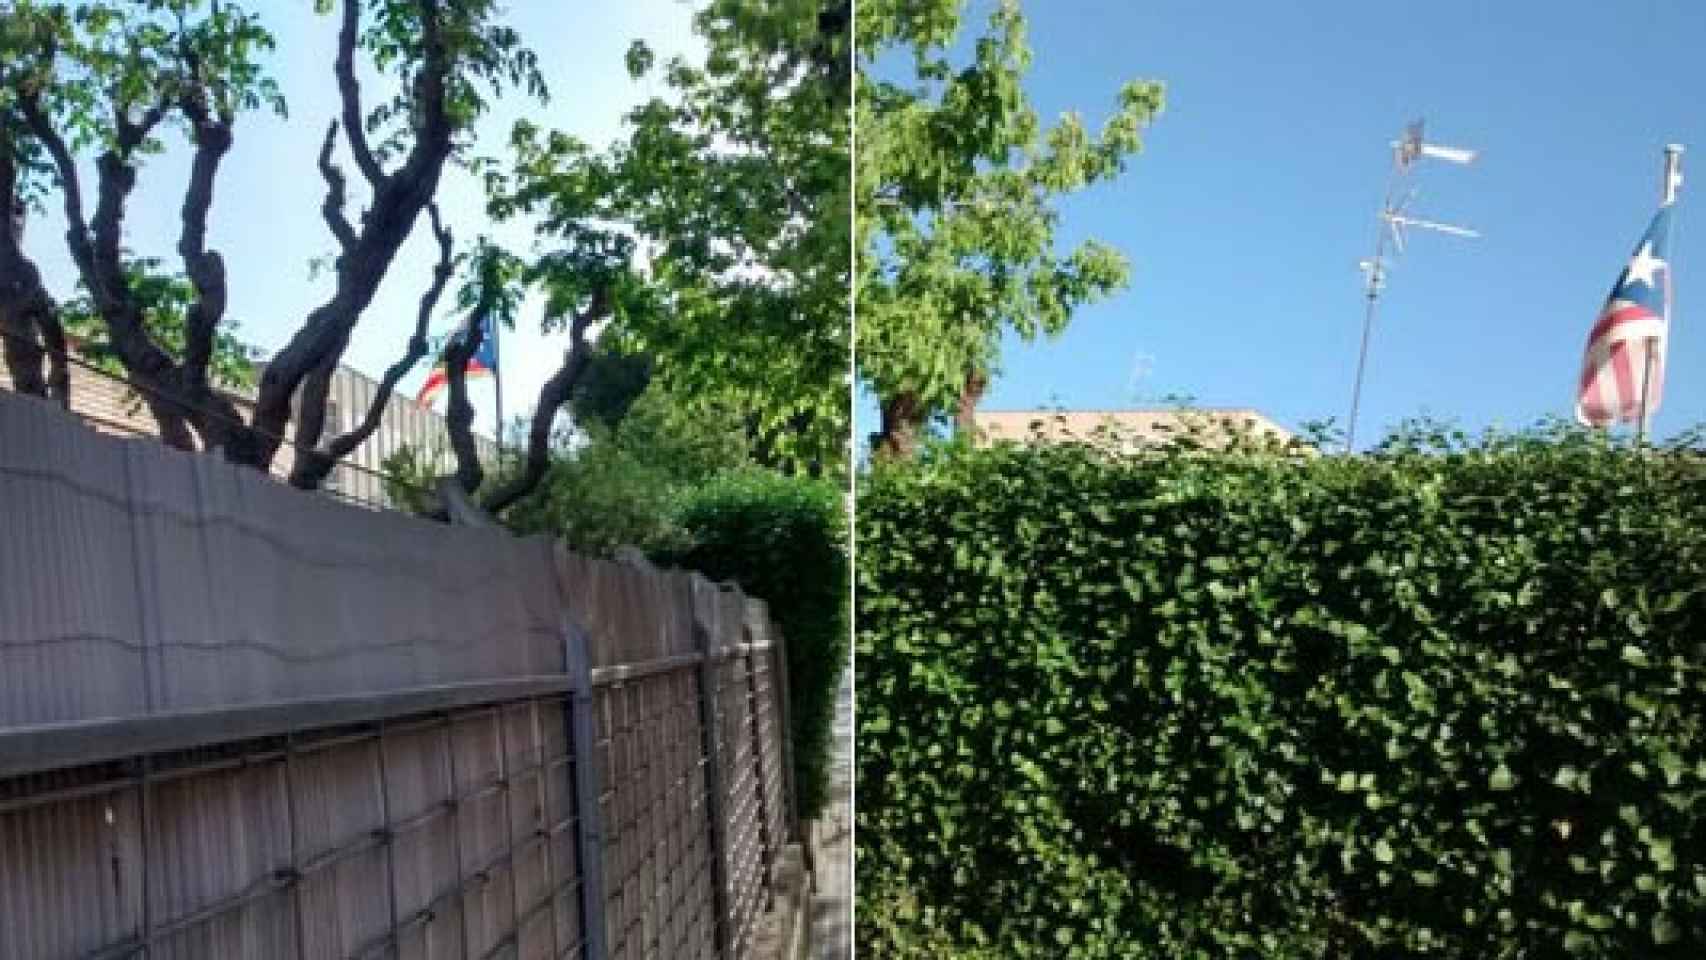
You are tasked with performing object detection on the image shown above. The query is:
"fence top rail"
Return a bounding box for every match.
[582,638,779,687]
[0,675,574,779]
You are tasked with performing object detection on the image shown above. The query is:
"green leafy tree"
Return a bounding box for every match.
[1,0,544,486]
[501,385,753,555]
[569,343,655,433]
[856,0,1164,457]
[383,381,752,553]
[476,0,852,479]
[59,255,258,398]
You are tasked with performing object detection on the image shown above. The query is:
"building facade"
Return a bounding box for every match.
[0,357,496,509]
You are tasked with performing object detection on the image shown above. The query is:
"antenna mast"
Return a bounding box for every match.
[1347,119,1479,452]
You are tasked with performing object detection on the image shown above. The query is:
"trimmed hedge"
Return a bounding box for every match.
[856,424,1706,958]
[663,469,849,822]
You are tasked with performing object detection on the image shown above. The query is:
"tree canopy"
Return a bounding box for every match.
[477,0,852,477]
[1,0,546,488]
[855,0,1163,457]
[4,0,853,513]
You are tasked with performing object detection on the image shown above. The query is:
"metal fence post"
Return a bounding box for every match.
[693,584,735,960]
[564,617,610,960]
[768,625,804,848]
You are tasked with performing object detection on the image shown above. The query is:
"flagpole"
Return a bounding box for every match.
[493,313,504,459]
[1637,144,1684,445]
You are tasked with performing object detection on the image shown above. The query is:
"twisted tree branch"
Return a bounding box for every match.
[0,126,61,403]
[17,94,94,283]
[336,0,385,187]
[317,121,357,252]
[19,93,201,446]
[480,286,610,515]
[240,0,458,470]
[289,204,454,489]
[175,98,233,405]
[443,307,486,495]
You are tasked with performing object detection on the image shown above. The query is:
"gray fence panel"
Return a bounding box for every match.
[0,390,803,960]
[0,395,149,727]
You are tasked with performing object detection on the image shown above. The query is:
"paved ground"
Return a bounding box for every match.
[810,670,853,959]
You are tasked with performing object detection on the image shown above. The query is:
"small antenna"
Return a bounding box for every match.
[1125,350,1156,401]
[1346,118,1480,452]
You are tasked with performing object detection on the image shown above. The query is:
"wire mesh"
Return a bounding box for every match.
[715,652,768,960]
[0,700,586,960]
[749,652,790,875]
[593,666,718,960]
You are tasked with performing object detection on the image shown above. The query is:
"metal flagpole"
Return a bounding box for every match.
[492,311,504,458]
[1347,168,1398,454]
[1636,144,1683,445]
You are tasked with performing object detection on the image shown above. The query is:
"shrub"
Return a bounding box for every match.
[856,422,1706,958]
[663,468,849,822]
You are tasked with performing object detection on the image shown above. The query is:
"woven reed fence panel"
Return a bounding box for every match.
[0,390,799,960]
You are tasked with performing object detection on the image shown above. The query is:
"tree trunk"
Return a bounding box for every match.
[21,97,246,448]
[874,389,924,460]
[954,366,988,437]
[444,318,487,496]
[0,133,67,406]
[240,168,445,470]
[288,205,453,492]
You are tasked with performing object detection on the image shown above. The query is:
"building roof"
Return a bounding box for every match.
[971,407,1297,451]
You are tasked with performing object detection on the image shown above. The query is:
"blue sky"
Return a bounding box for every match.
[28,3,700,439]
[866,0,1706,448]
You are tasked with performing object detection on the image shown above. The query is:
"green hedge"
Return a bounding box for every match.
[663,468,849,822]
[856,424,1706,958]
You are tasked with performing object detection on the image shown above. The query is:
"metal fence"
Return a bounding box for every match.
[0,389,800,960]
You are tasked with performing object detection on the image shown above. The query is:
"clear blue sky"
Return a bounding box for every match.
[29,3,700,439]
[866,0,1706,448]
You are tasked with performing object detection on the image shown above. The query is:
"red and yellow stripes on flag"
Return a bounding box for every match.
[414,357,492,410]
[1575,146,1681,431]
[416,310,498,410]
[1576,295,1668,428]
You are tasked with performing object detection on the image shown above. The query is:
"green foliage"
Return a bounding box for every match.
[342,0,546,163]
[477,0,850,474]
[381,383,752,553]
[59,256,257,395]
[378,437,454,515]
[3,0,285,152]
[568,344,654,433]
[660,468,849,821]
[856,0,1163,441]
[499,386,753,556]
[857,423,1706,957]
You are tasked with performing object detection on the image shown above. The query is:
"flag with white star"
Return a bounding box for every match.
[1575,200,1675,428]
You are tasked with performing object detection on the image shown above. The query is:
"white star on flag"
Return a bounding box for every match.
[1624,242,1667,289]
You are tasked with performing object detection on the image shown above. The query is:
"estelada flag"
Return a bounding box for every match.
[1576,159,1680,428]
[417,312,497,409]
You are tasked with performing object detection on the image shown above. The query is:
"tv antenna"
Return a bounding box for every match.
[1347,119,1480,451]
[1125,349,1156,400]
